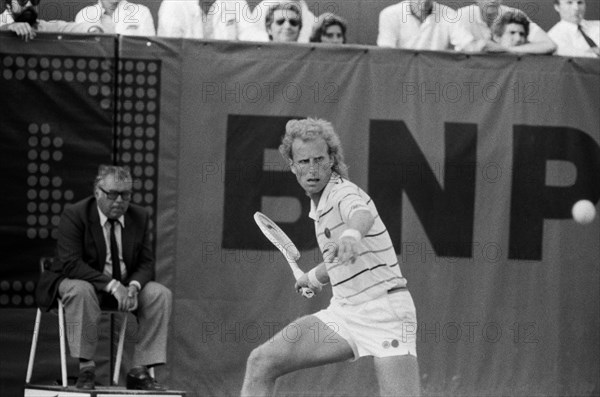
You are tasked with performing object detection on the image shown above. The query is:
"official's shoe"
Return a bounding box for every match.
[75,368,95,390]
[126,367,167,391]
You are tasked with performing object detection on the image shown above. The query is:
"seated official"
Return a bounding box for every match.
[35,165,172,391]
[491,11,530,49]
[0,0,102,41]
[75,0,156,36]
[266,2,302,43]
[310,12,348,44]
[548,0,599,58]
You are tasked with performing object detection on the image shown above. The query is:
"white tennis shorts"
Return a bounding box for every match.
[313,288,417,360]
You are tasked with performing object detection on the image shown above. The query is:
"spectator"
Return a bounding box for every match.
[157,0,254,40]
[492,11,529,48]
[310,12,347,44]
[75,0,155,36]
[241,0,314,42]
[0,0,102,41]
[548,0,599,58]
[266,2,301,42]
[456,0,556,54]
[377,0,477,51]
[35,165,172,391]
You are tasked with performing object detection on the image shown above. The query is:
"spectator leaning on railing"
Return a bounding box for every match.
[548,0,599,58]
[491,10,530,49]
[157,0,255,40]
[455,0,556,54]
[377,0,478,52]
[0,0,102,41]
[75,0,155,36]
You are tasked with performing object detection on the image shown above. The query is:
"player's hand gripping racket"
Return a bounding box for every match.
[254,212,314,298]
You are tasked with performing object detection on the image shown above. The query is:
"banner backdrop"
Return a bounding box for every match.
[123,38,599,396]
[0,34,599,397]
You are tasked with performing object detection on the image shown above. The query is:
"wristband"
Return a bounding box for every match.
[308,268,327,290]
[340,228,361,242]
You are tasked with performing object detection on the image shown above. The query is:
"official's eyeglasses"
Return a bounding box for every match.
[99,186,132,201]
[16,0,41,6]
[275,18,300,27]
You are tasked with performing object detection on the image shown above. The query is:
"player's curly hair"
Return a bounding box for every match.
[279,118,348,179]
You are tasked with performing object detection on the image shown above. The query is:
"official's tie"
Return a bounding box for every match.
[108,219,122,281]
[578,25,598,48]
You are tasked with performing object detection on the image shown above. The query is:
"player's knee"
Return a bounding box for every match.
[245,345,281,379]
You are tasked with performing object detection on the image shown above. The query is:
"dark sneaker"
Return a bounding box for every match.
[75,368,95,390]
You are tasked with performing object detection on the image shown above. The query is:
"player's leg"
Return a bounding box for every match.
[373,354,420,397]
[241,314,354,397]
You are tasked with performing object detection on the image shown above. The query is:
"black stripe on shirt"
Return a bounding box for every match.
[365,229,387,238]
[318,207,333,220]
[332,263,388,287]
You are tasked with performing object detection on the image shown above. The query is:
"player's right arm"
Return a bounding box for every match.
[295,262,329,294]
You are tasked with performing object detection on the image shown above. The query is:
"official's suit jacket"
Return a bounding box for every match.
[36,196,155,311]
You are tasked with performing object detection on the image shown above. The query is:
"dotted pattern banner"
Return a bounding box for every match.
[116,59,161,240]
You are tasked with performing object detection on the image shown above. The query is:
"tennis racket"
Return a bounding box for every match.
[254,212,314,298]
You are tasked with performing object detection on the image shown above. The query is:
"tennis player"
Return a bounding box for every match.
[241,118,420,396]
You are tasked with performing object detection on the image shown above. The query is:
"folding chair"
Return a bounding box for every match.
[26,257,128,387]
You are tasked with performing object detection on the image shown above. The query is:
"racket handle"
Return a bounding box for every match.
[301,287,314,299]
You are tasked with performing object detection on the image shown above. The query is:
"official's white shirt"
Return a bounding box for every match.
[455,4,548,44]
[75,0,156,36]
[548,19,600,58]
[377,1,476,51]
[241,0,315,43]
[158,0,254,40]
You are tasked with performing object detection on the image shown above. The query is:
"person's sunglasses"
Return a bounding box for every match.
[275,18,300,27]
[99,187,132,201]
[17,0,41,6]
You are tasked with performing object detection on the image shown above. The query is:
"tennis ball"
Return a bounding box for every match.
[572,200,596,225]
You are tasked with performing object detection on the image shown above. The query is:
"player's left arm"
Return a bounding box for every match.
[338,209,374,265]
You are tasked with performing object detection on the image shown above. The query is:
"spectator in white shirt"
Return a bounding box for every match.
[75,0,155,36]
[1,0,102,41]
[157,0,254,40]
[492,11,529,49]
[456,0,556,54]
[377,0,477,51]
[241,0,315,43]
[548,0,599,58]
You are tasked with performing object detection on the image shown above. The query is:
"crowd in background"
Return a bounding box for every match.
[0,0,598,58]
